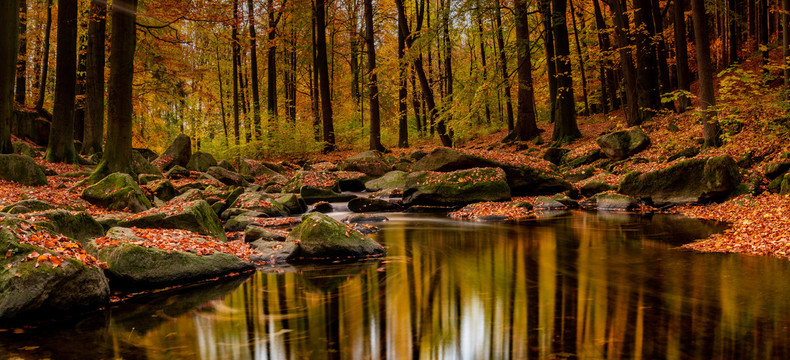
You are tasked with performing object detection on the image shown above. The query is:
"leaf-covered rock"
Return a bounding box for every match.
[165,165,192,179]
[341,150,391,177]
[206,166,248,187]
[81,173,152,213]
[0,154,48,186]
[186,151,218,172]
[1,199,54,214]
[403,168,511,206]
[229,191,290,217]
[284,171,341,193]
[131,150,161,175]
[596,126,651,161]
[33,210,105,243]
[119,200,227,241]
[348,197,402,213]
[152,133,192,171]
[300,185,357,204]
[365,170,408,192]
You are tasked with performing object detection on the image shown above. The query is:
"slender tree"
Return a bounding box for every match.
[248,0,262,139]
[232,0,241,145]
[316,0,336,152]
[674,0,692,111]
[364,0,384,151]
[91,0,138,180]
[46,0,79,163]
[83,0,106,155]
[510,0,539,141]
[1,0,19,154]
[691,0,721,147]
[476,0,491,124]
[397,0,409,147]
[569,0,590,116]
[495,0,514,130]
[784,0,790,98]
[608,0,639,125]
[633,0,661,123]
[35,0,53,112]
[539,0,557,124]
[551,0,581,143]
[593,0,618,112]
[267,0,285,130]
[15,0,27,106]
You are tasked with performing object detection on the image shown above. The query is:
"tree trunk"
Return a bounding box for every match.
[609,0,639,125]
[93,0,137,179]
[476,0,491,124]
[316,0,336,152]
[311,9,321,141]
[651,0,674,110]
[511,0,539,141]
[216,43,229,145]
[74,28,87,144]
[784,0,790,98]
[569,0,590,116]
[761,0,769,73]
[248,0,262,140]
[633,0,661,123]
[674,0,692,111]
[691,0,721,147]
[539,0,557,124]
[495,0,515,131]
[46,0,78,163]
[232,0,241,146]
[1,0,19,154]
[83,0,106,155]
[15,0,27,106]
[551,0,581,143]
[364,0,384,151]
[398,1,409,148]
[592,0,618,113]
[729,0,739,64]
[350,0,361,110]
[35,0,53,112]
[267,0,279,133]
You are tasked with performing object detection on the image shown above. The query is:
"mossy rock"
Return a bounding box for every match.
[348,197,402,213]
[337,171,371,191]
[596,126,651,161]
[581,193,639,211]
[619,155,740,206]
[244,226,286,242]
[403,168,511,206]
[1,199,54,214]
[284,171,341,193]
[217,159,236,172]
[564,149,605,169]
[365,170,408,192]
[533,196,569,210]
[206,166,248,187]
[0,226,109,321]
[282,212,385,262]
[118,200,226,241]
[92,227,252,291]
[12,142,39,158]
[273,193,306,215]
[411,147,492,172]
[81,173,152,213]
[165,165,191,179]
[186,151,218,172]
[131,150,161,175]
[300,186,357,204]
[543,147,570,165]
[138,173,164,185]
[764,160,790,179]
[238,158,283,177]
[152,133,192,171]
[0,154,48,186]
[340,150,391,177]
[580,180,615,197]
[32,210,105,243]
[150,179,179,202]
[230,191,290,217]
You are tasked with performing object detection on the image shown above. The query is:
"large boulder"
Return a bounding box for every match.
[91,227,252,290]
[32,210,105,243]
[300,186,357,204]
[131,150,161,175]
[206,166,248,187]
[251,213,385,263]
[1,199,54,214]
[119,200,227,241]
[403,168,511,206]
[81,173,152,212]
[341,151,391,177]
[229,191,290,217]
[12,142,39,158]
[619,155,740,206]
[0,154,48,186]
[152,133,192,171]
[365,170,408,192]
[348,197,402,213]
[283,171,341,193]
[336,171,371,191]
[764,160,790,179]
[0,225,109,321]
[411,147,492,172]
[186,151,218,172]
[580,193,639,211]
[238,159,284,177]
[596,126,651,161]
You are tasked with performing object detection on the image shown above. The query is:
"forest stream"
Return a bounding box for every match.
[3,211,790,359]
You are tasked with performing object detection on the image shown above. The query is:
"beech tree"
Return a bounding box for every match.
[15,0,27,106]
[83,0,107,155]
[316,0,336,152]
[1,0,19,154]
[509,0,539,141]
[691,0,721,147]
[364,0,384,151]
[550,0,581,143]
[45,0,79,163]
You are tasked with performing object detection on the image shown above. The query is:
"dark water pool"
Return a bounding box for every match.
[3,211,790,359]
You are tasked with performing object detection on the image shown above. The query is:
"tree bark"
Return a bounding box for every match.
[592,0,618,112]
[476,0,491,124]
[674,0,692,111]
[633,0,661,123]
[311,9,321,141]
[74,27,87,144]
[539,0,557,124]
[316,0,336,152]
[15,0,27,106]
[609,0,639,125]
[364,0,384,151]
[1,0,19,154]
[511,0,539,141]
[83,0,106,155]
[569,0,590,116]
[93,0,137,179]
[397,0,409,148]
[46,0,78,163]
[691,0,721,147]
[232,0,241,146]
[551,0,581,143]
[248,0,262,140]
[266,0,279,133]
[35,0,53,112]
[651,0,674,110]
[495,0,515,131]
[784,0,790,98]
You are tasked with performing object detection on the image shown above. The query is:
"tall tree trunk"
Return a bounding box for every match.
[46,0,78,163]
[593,0,618,113]
[364,0,384,151]
[15,0,27,106]
[216,43,229,146]
[495,0,514,131]
[93,0,137,179]
[729,0,739,64]
[569,0,590,116]
[609,0,639,125]
[395,0,452,147]
[35,0,53,112]
[1,0,19,154]
[784,0,790,98]
[232,0,241,146]
[651,0,674,110]
[442,0,453,113]
[551,0,581,143]
[398,1,409,148]
[316,0,336,152]
[74,27,87,144]
[248,0,262,140]
[539,0,557,124]
[633,0,661,123]
[511,0,539,141]
[311,9,321,141]
[674,0,692,111]
[83,0,106,155]
[691,0,721,147]
[476,0,491,124]
[267,0,279,134]
[350,0,361,110]
[761,0,769,73]
[411,66,423,135]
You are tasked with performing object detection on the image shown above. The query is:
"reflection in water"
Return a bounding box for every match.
[3,211,790,359]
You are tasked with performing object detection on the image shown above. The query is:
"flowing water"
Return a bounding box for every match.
[3,211,790,359]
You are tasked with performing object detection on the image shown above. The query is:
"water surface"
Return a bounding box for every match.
[3,211,790,359]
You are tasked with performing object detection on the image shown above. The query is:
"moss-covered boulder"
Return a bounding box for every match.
[217,159,236,172]
[165,165,191,179]
[229,191,290,217]
[251,213,384,263]
[596,126,651,161]
[411,147,492,172]
[238,159,283,177]
[0,154,48,186]
[152,133,192,171]
[206,166,248,187]
[0,226,109,321]
[764,160,790,179]
[581,193,639,211]
[12,142,39,158]
[341,150,391,177]
[365,170,408,192]
[300,186,357,204]
[148,179,179,202]
[91,227,252,291]
[131,150,161,175]
[403,168,511,206]
[284,171,341,193]
[1,199,54,214]
[32,210,105,243]
[118,200,226,241]
[138,173,164,185]
[244,226,286,242]
[337,171,371,191]
[619,155,740,206]
[580,180,616,197]
[348,197,402,213]
[81,173,152,212]
[186,151,218,172]
[273,193,306,215]
[533,196,571,210]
